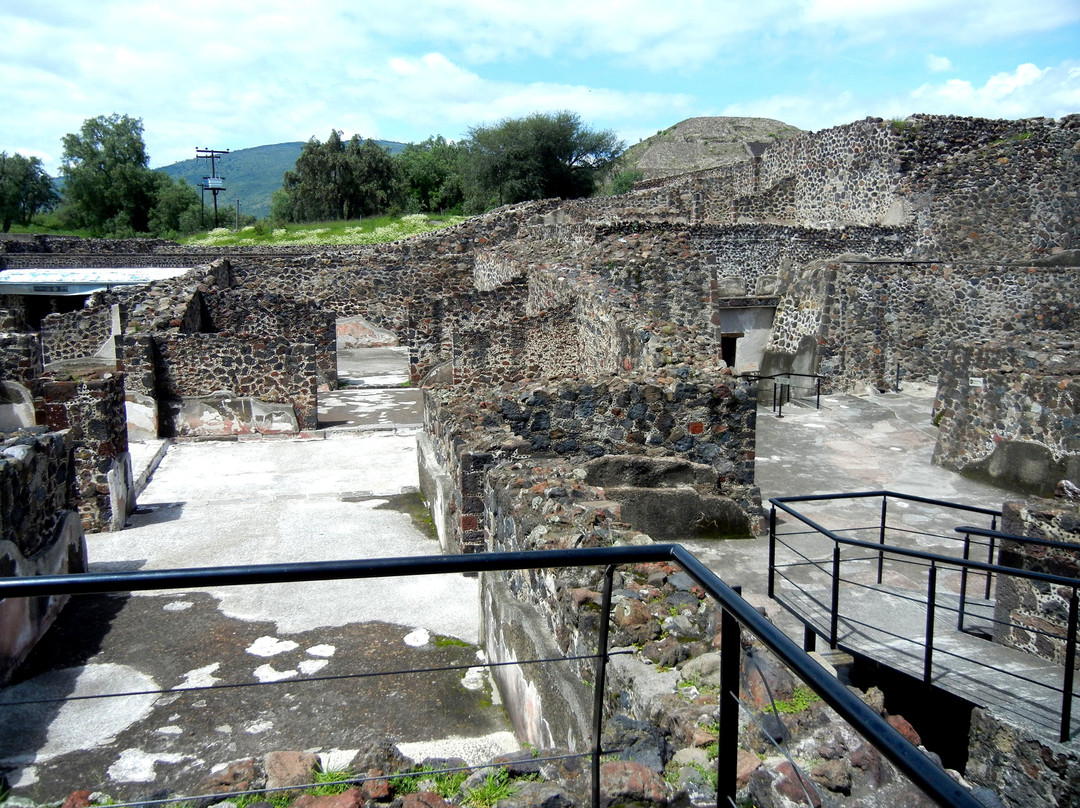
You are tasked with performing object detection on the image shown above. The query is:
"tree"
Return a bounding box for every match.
[397,136,466,214]
[148,175,202,237]
[279,130,400,222]
[60,113,159,235]
[0,152,59,232]
[464,111,623,212]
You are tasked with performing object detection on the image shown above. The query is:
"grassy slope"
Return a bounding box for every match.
[155,140,407,220]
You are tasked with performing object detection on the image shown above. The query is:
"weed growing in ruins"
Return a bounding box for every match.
[463,769,519,808]
[390,765,469,798]
[763,684,821,714]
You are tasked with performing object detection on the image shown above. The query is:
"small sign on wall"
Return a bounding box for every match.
[969,377,984,387]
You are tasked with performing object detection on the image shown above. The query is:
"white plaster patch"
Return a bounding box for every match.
[163,600,193,611]
[0,663,159,764]
[306,644,336,658]
[461,666,486,691]
[320,749,358,772]
[107,748,187,782]
[253,664,298,683]
[155,726,183,735]
[396,732,518,767]
[403,628,430,647]
[5,766,37,788]
[215,725,232,733]
[176,662,221,689]
[299,659,329,675]
[247,636,300,657]
[245,719,273,734]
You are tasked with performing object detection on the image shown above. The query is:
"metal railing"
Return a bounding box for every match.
[739,372,821,416]
[768,491,1079,743]
[0,544,984,808]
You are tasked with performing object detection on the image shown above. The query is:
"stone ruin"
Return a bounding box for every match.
[1,113,1079,805]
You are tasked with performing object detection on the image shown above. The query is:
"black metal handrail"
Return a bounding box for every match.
[739,371,822,414]
[0,544,983,808]
[769,493,1078,743]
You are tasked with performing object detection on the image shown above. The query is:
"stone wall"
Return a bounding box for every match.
[452,307,582,387]
[0,429,87,684]
[41,305,114,364]
[420,372,760,554]
[991,495,1080,666]
[0,332,43,385]
[37,366,135,533]
[203,290,338,389]
[932,338,1079,495]
[765,261,1080,393]
[153,334,319,435]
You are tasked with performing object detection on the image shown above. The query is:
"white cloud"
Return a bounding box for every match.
[925,54,953,73]
[909,62,1079,119]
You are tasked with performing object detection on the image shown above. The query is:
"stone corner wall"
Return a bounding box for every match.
[992,494,1080,665]
[932,337,1079,496]
[38,366,134,533]
[0,429,87,684]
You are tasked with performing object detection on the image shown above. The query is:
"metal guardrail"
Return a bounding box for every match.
[768,491,1079,743]
[0,544,984,808]
[739,372,821,416]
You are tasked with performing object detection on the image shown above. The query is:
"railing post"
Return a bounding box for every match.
[924,564,937,685]
[958,532,971,632]
[830,545,841,648]
[815,375,821,409]
[777,383,785,418]
[985,535,996,601]
[1061,589,1078,743]
[877,496,888,585]
[591,564,616,808]
[718,586,742,808]
[768,506,777,599]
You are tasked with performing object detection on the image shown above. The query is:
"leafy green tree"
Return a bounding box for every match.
[279,130,400,222]
[607,169,644,195]
[464,111,623,211]
[148,175,202,237]
[0,152,59,231]
[60,113,159,235]
[397,136,466,214]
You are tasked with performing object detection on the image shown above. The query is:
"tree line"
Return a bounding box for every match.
[2,111,627,238]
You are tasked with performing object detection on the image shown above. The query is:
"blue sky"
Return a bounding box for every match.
[3,0,1079,174]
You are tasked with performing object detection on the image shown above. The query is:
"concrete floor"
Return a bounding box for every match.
[0,355,1024,802]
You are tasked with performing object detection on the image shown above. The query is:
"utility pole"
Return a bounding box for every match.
[196,147,229,228]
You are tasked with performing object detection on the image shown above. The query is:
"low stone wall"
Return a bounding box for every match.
[37,366,135,533]
[932,338,1079,495]
[0,429,87,684]
[421,371,760,554]
[153,334,319,434]
[992,495,1080,665]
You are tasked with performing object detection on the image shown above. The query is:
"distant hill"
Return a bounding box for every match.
[155,139,407,220]
[616,117,804,181]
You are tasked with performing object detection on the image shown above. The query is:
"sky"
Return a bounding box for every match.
[3,0,1079,175]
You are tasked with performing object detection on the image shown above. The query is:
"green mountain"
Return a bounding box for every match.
[155,140,407,220]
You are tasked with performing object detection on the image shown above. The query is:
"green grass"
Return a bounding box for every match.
[463,769,519,808]
[763,684,821,715]
[390,765,469,798]
[180,213,466,247]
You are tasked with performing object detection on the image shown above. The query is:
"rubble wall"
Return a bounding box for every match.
[0,430,87,684]
[992,496,1080,665]
[38,369,134,533]
[41,306,113,364]
[932,339,1079,494]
